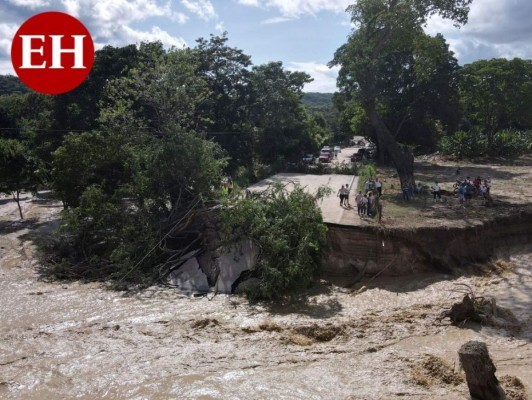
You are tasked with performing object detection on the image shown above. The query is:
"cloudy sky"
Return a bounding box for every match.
[1,0,531,92]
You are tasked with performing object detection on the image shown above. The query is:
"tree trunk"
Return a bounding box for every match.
[12,190,23,219]
[458,341,504,400]
[367,106,414,189]
[375,133,385,165]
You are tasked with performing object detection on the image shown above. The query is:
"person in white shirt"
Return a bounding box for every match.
[432,181,441,202]
[375,178,382,196]
[345,183,351,206]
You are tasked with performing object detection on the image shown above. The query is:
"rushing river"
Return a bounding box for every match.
[1,196,530,399]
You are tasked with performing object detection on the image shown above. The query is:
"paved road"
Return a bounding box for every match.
[248,144,377,225]
[249,172,358,225]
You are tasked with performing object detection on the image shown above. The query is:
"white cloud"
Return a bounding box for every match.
[215,21,225,32]
[261,16,294,25]
[181,0,217,21]
[60,0,190,48]
[426,0,532,63]
[171,12,189,24]
[0,1,191,75]
[120,25,187,48]
[237,0,351,18]
[287,61,339,92]
[0,23,18,57]
[63,0,173,23]
[0,59,16,76]
[7,0,50,8]
[237,0,259,6]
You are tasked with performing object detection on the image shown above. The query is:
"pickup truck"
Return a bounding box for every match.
[319,151,331,163]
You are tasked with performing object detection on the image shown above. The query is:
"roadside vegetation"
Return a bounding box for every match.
[222,183,330,300]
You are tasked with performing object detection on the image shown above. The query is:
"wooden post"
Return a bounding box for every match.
[458,341,504,400]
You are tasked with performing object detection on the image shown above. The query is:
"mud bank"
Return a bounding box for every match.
[325,209,532,281]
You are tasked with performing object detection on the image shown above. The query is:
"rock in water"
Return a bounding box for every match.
[458,341,504,400]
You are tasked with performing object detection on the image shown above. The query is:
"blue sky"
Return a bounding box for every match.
[1,0,532,92]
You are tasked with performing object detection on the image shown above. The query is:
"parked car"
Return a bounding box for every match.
[319,151,332,163]
[350,148,366,162]
[302,153,315,163]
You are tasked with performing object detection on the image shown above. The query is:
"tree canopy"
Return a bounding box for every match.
[331,0,473,185]
[7,35,329,290]
[460,58,532,150]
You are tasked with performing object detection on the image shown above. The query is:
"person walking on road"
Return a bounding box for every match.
[337,185,346,206]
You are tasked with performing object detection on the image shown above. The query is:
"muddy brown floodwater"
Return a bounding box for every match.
[1,195,531,399]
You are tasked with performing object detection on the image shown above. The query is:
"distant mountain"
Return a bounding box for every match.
[302,92,333,107]
[0,75,29,95]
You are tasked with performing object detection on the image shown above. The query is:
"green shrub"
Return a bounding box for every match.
[222,183,330,300]
[439,129,531,159]
[252,160,273,181]
[48,131,227,285]
[438,130,487,159]
[491,129,532,157]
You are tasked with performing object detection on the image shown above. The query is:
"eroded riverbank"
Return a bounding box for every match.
[0,195,531,399]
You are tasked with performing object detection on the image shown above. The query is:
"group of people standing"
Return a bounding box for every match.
[338,177,383,222]
[403,174,492,205]
[454,176,491,204]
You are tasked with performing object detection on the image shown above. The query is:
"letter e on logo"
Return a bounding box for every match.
[11,12,95,95]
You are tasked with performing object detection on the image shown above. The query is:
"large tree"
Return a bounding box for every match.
[51,42,227,283]
[52,44,140,133]
[248,61,313,163]
[330,0,472,187]
[194,33,254,167]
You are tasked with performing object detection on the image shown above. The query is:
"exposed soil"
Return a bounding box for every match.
[0,176,531,399]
